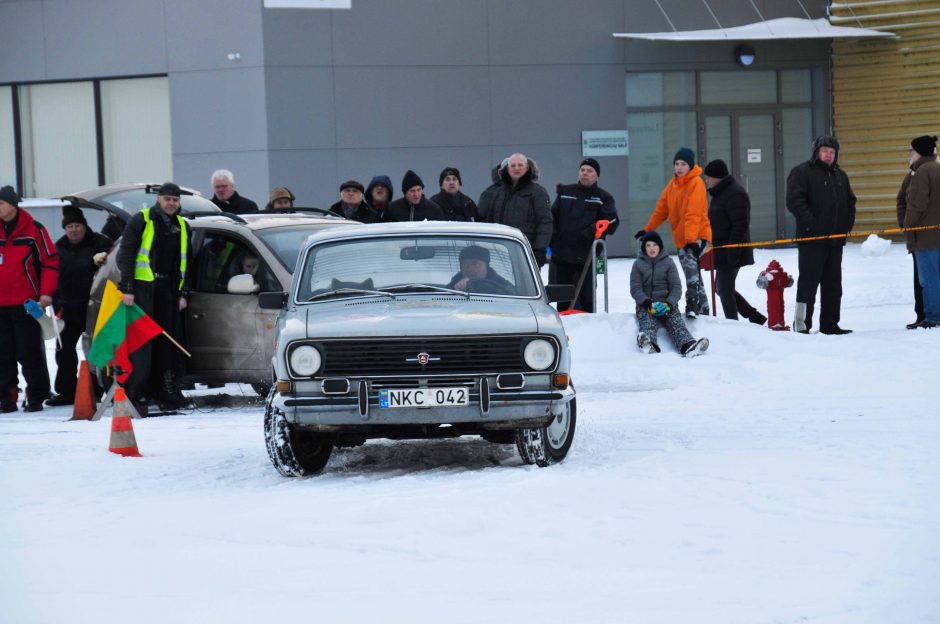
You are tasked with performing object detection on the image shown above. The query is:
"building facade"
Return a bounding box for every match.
[0,0,834,256]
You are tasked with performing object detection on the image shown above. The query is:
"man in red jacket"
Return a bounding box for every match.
[0,186,59,412]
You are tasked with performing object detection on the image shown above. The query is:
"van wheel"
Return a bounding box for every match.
[515,396,576,467]
[264,400,333,477]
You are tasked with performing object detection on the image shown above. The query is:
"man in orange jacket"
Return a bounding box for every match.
[635,147,712,318]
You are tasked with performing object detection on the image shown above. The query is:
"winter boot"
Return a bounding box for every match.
[748,310,768,325]
[680,337,709,358]
[45,394,74,407]
[636,332,661,354]
[793,302,810,334]
[1,399,16,413]
[159,371,189,411]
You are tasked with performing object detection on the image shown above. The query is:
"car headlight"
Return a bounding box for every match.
[289,345,322,377]
[524,338,555,371]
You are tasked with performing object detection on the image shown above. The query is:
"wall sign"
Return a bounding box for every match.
[582,130,629,157]
[747,148,762,163]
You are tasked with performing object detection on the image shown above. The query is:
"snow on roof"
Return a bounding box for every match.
[613,17,895,41]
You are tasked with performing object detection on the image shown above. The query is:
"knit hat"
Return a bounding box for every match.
[0,185,19,208]
[641,231,664,255]
[401,170,424,193]
[459,245,490,264]
[157,182,181,197]
[62,206,87,228]
[703,159,729,179]
[439,167,462,186]
[269,186,295,203]
[579,158,600,176]
[911,135,938,158]
[340,180,364,193]
[673,147,695,167]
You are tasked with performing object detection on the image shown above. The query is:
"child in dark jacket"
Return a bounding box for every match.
[629,231,709,357]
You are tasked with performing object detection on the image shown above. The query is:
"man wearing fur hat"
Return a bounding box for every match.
[786,136,857,334]
[901,134,940,329]
[384,171,444,222]
[477,153,553,266]
[431,167,477,222]
[47,207,113,406]
[0,185,59,412]
[116,182,191,413]
[264,186,295,211]
[550,158,618,312]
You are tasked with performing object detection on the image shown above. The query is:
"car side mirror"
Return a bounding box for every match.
[545,284,575,303]
[258,291,288,309]
[227,274,260,295]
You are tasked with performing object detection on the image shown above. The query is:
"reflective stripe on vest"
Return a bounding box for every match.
[134,210,188,289]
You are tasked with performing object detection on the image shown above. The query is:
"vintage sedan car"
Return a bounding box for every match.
[84,210,356,395]
[262,221,577,476]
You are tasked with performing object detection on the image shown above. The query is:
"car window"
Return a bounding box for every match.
[97,189,218,214]
[254,226,323,272]
[297,235,540,301]
[193,232,277,293]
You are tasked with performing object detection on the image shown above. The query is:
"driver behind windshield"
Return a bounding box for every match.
[447,245,514,295]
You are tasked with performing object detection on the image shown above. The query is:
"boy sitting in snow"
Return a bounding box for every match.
[630,231,709,357]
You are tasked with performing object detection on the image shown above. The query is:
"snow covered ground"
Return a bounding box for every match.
[2,241,939,624]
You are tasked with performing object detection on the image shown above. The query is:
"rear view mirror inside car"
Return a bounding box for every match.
[400,246,436,261]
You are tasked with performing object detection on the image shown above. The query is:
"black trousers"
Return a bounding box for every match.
[53,304,86,399]
[553,260,595,313]
[715,267,761,321]
[0,305,51,403]
[125,280,185,402]
[796,244,844,331]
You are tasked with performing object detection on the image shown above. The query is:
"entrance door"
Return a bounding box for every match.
[702,112,780,242]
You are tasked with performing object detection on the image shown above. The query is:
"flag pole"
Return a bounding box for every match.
[162,331,192,358]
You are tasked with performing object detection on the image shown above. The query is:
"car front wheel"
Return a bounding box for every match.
[264,399,333,477]
[515,396,576,467]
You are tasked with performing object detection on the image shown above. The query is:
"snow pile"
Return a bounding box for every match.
[860,234,892,257]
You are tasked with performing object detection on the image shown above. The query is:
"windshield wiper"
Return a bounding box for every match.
[380,283,471,299]
[306,288,395,302]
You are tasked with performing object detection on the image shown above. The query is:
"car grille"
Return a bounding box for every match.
[317,336,544,376]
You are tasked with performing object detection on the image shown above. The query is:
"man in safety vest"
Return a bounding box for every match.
[116,182,190,413]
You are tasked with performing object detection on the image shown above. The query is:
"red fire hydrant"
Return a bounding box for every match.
[756,260,795,331]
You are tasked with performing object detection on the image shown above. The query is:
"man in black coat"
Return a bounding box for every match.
[47,207,113,406]
[384,171,445,222]
[704,160,765,324]
[549,158,618,312]
[210,169,258,214]
[786,136,857,334]
[329,180,376,222]
[430,167,477,222]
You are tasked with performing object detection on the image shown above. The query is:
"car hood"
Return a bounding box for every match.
[303,296,541,338]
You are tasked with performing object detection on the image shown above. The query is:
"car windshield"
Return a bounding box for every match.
[296,235,540,301]
[96,189,218,215]
[255,226,325,272]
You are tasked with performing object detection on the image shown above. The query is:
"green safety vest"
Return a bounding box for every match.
[134,209,188,290]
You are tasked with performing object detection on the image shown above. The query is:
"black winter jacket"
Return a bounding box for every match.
[54,230,113,307]
[383,197,445,222]
[786,153,856,246]
[707,176,754,269]
[329,200,379,223]
[550,182,618,265]
[477,166,553,252]
[211,191,258,215]
[430,191,477,222]
[116,206,191,295]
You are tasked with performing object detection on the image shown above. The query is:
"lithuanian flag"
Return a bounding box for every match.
[87,280,163,383]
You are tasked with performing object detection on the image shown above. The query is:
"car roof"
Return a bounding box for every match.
[189,212,358,231]
[302,220,527,244]
[68,182,204,199]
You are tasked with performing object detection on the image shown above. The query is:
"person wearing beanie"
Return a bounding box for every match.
[264,186,295,211]
[635,146,711,318]
[549,158,619,312]
[897,136,939,328]
[47,207,113,407]
[0,185,59,412]
[446,245,514,295]
[329,180,374,222]
[363,175,394,222]
[115,182,192,414]
[384,170,444,222]
[899,134,940,329]
[786,136,856,334]
[629,231,708,357]
[703,160,765,325]
[476,153,553,267]
[431,167,478,222]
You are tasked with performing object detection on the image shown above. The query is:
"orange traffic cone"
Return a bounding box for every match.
[109,387,141,457]
[69,361,97,421]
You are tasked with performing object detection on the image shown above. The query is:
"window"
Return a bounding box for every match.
[626,72,695,107]
[627,111,697,204]
[100,77,172,184]
[0,87,14,187]
[195,233,276,294]
[700,70,777,104]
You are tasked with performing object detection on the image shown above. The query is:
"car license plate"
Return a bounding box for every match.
[379,387,469,408]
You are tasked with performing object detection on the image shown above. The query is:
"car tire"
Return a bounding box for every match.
[264,397,333,477]
[515,396,576,467]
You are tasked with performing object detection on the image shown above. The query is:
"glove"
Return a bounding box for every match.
[684,242,701,257]
[579,224,596,242]
[93,252,107,267]
[651,301,671,317]
[634,229,646,240]
[640,299,652,311]
[534,249,547,266]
